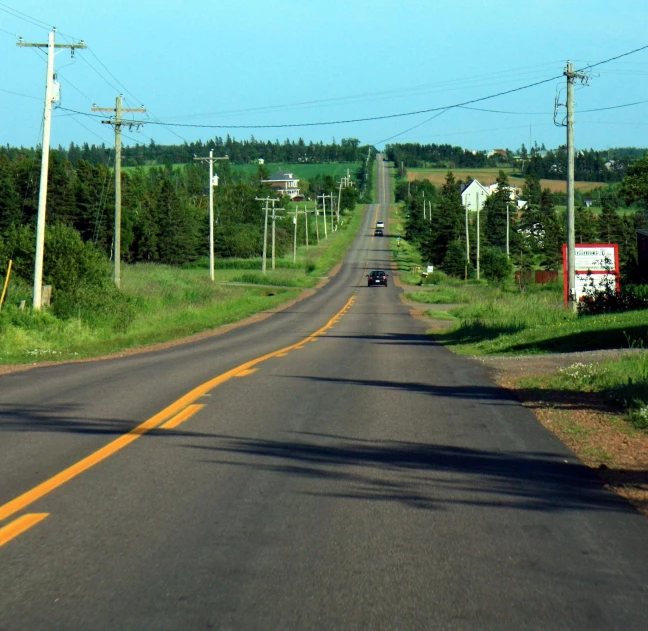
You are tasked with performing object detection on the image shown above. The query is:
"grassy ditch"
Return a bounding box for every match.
[405,277,648,356]
[0,271,300,364]
[0,204,365,364]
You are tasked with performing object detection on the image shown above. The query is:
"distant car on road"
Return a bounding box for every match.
[367,270,388,287]
[374,228,383,237]
[376,221,385,229]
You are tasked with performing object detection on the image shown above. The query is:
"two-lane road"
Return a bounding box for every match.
[1,156,647,629]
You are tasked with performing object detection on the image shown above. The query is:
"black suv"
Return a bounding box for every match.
[368,270,388,287]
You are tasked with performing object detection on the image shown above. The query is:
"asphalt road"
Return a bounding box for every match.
[1,156,648,630]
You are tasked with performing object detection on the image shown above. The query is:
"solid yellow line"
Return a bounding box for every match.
[275,352,288,357]
[0,513,49,548]
[0,294,356,524]
[161,404,205,430]
[234,368,257,378]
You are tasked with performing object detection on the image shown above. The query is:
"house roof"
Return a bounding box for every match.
[267,171,296,181]
[460,179,488,195]
[637,229,648,237]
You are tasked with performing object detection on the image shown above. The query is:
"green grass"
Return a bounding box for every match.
[0,203,366,364]
[430,282,648,355]
[521,352,648,431]
[232,162,360,180]
[406,288,470,304]
[0,271,300,364]
[424,309,457,322]
[121,162,360,181]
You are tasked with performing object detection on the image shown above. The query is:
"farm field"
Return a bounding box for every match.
[122,162,360,180]
[407,167,607,193]
[232,162,359,180]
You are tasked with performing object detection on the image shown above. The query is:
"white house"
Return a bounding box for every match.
[263,171,301,199]
[485,182,522,201]
[461,179,489,212]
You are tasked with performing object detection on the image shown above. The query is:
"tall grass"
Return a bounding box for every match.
[406,276,648,355]
[0,265,301,363]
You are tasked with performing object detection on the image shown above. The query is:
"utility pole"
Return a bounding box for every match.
[18,29,86,308]
[506,202,510,258]
[317,193,331,238]
[194,150,228,280]
[92,96,146,288]
[314,202,320,244]
[271,204,285,270]
[256,197,275,274]
[465,194,472,281]
[564,61,588,311]
[476,195,481,280]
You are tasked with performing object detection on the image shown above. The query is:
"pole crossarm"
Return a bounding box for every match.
[17,41,87,50]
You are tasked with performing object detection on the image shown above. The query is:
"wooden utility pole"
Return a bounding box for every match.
[18,30,86,308]
[255,197,275,274]
[194,151,228,281]
[293,210,298,263]
[92,96,146,288]
[476,194,481,280]
[564,61,588,311]
[317,193,333,238]
[302,205,314,250]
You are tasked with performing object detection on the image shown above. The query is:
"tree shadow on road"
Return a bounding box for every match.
[183,430,642,516]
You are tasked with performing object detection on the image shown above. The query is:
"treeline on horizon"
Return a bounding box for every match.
[1,136,373,168]
[385,142,648,183]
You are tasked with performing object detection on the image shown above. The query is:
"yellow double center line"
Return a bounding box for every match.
[0,293,357,544]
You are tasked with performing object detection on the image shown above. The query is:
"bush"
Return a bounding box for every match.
[578,279,648,316]
[442,240,472,279]
[52,283,135,331]
[481,247,512,283]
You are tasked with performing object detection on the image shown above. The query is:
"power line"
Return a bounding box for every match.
[0,87,41,100]
[0,3,50,31]
[576,44,648,72]
[57,73,566,129]
[374,109,450,145]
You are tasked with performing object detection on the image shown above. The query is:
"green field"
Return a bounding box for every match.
[232,162,359,180]
[122,162,360,181]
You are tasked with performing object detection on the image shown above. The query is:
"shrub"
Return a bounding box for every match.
[481,247,512,283]
[578,279,648,316]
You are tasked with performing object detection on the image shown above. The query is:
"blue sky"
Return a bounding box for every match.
[2,0,648,153]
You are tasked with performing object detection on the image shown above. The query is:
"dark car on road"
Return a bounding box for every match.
[374,228,383,236]
[367,270,388,287]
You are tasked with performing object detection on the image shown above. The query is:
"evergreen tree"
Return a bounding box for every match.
[483,170,511,250]
[575,205,599,244]
[424,172,463,265]
[598,189,623,244]
[0,155,21,233]
[536,188,562,270]
[155,171,200,265]
[442,240,470,278]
